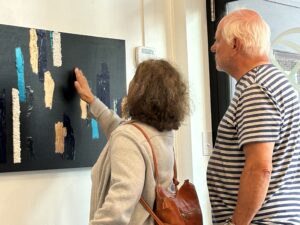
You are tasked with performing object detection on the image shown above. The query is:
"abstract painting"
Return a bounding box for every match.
[0,24,126,172]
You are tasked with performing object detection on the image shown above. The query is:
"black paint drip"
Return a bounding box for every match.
[97,63,110,108]
[26,136,35,160]
[0,89,6,163]
[63,113,75,160]
[37,29,48,82]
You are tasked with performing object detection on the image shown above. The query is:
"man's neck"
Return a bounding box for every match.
[230,56,270,81]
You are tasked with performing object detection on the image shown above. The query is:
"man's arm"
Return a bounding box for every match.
[232,142,274,225]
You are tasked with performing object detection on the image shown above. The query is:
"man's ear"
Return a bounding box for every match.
[233,38,242,52]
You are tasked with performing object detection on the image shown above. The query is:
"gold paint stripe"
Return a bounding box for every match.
[80,99,87,119]
[55,122,67,154]
[29,29,38,74]
[44,71,55,109]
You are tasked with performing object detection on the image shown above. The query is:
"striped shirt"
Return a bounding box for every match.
[207,64,300,224]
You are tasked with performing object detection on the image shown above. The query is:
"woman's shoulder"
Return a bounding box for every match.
[111,121,173,143]
[111,122,151,140]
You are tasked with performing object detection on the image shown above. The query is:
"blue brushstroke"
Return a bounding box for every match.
[15,47,26,102]
[50,31,53,48]
[37,29,48,82]
[63,113,75,160]
[0,89,6,163]
[91,119,99,139]
[97,63,110,108]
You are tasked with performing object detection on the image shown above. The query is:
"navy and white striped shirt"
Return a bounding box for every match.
[207,64,300,224]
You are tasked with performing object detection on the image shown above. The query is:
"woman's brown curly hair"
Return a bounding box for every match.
[123,59,189,131]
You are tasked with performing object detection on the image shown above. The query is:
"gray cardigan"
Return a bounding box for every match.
[88,98,175,225]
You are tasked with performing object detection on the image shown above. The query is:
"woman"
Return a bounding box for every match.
[74,59,189,225]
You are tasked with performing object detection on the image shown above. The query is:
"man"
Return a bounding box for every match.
[207,9,300,225]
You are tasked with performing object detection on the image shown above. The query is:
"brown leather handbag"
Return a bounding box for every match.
[131,123,203,225]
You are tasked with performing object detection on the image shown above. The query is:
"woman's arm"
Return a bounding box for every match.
[90,132,146,225]
[74,68,123,137]
[89,98,123,138]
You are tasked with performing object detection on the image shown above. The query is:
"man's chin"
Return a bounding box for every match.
[216,65,224,72]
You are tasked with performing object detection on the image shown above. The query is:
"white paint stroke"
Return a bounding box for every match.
[52,32,62,67]
[12,88,21,164]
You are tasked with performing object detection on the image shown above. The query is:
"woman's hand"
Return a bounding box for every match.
[74,68,95,104]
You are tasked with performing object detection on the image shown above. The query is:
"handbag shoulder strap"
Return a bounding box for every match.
[139,197,165,225]
[172,148,179,187]
[130,123,160,183]
[130,123,179,182]
[130,123,167,225]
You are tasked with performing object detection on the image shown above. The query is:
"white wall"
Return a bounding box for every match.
[0,0,212,224]
[170,1,212,224]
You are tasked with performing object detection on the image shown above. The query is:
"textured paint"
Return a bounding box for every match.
[29,29,38,74]
[0,89,6,163]
[52,31,62,67]
[80,99,87,119]
[50,31,53,48]
[26,137,35,160]
[91,119,99,139]
[97,63,110,108]
[12,88,21,164]
[113,97,123,116]
[120,97,127,118]
[63,114,75,160]
[37,29,48,82]
[55,122,67,154]
[15,47,26,102]
[25,86,34,117]
[44,71,55,109]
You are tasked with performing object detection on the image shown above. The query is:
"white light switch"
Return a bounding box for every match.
[202,131,213,156]
[135,46,156,65]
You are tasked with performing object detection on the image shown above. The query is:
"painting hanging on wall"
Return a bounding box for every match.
[0,23,126,172]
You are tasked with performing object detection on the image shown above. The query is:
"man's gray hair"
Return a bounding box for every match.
[221,9,271,57]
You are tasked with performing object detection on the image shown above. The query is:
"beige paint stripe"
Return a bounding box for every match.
[55,122,67,154]
[52,32,62,67]
[80,99,87,119]
[44,71,55,109]
[29,29,38,74]
[12,88,21,164]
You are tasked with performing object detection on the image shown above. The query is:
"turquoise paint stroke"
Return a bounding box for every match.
[15,47,26,102]
[50,31,53,48]
[91,119,99,139]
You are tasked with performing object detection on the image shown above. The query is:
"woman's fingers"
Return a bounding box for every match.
[73,67,95,104]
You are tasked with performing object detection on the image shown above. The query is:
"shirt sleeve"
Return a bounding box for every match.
[236,83,282,148]
[89,131,146,225]
[89,98,124,138]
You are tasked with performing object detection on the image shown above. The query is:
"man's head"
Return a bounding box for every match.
[211,9,271,75]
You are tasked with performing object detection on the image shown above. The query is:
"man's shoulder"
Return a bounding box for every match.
[255,64,286,85]
[237,64,289,93]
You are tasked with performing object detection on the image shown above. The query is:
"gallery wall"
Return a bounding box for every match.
[0,0,213,224]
